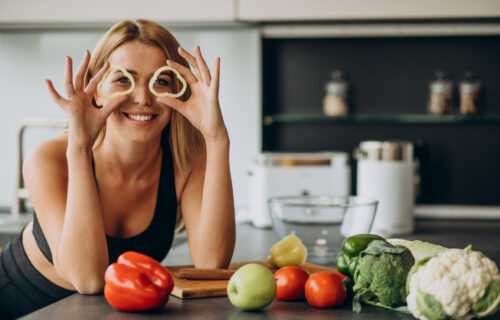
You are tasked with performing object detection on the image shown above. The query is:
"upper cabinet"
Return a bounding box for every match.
[3,0,500,26]
[0,0,235,25]
[237,0,500,21]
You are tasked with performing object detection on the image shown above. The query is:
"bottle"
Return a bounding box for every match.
[323,70,348,116]
[459,71,481,115]
[428,70,453,115]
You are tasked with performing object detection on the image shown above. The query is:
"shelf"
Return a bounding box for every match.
[263,114,500,125]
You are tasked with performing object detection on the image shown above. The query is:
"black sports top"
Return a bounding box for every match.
[32,133,178,264]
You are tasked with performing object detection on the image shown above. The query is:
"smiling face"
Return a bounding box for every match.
[95,40,174,144]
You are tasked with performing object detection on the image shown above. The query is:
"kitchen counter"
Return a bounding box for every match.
[21,219,500,320]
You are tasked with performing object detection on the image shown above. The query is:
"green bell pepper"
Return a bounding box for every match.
[335,252,351,276]
[342,234,385,258]
[336,234,385,278]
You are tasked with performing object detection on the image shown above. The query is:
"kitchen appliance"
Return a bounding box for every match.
[248,152,351,228]
[355,141,415,236]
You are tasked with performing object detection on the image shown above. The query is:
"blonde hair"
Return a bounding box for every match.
[85,19,205,228]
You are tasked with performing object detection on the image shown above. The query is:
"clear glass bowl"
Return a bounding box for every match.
[268,195,378,265]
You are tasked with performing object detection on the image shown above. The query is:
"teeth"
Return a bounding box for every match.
[127,114,153,121]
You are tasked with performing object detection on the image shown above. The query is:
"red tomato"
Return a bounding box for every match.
[334,269,348,280]
[305,271,346,308]
[273,266,310,301]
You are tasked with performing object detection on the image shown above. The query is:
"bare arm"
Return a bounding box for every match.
[181,138,235,268]
[31,52,122,293]
[158,46,236,268]
[24,138,108,293]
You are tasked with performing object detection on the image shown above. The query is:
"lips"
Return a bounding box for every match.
[122,112,159,122]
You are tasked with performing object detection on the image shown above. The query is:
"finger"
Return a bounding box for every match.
[74,50,91,91]
[210,57,220,94]
[86,61,110,94]
[45,79,67,110]
[64,56,74,98]
[194,45,211,85]
[178,47,201,81]
[156,96,187,116]
[167,60,197,86]
[100,96,126,119]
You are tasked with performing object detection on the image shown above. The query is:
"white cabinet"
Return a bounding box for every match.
[0,0,235,25]
[238,0,500,21]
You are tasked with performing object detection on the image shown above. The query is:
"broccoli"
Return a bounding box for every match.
[352,239,415,313]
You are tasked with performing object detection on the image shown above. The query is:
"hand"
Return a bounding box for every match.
[156,46,228,144]
[45,51,124,151]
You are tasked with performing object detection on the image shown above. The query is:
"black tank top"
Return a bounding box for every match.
[32,133,178,264]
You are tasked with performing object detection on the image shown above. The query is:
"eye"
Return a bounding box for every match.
[116,77,130,84]
[155,78,170,86]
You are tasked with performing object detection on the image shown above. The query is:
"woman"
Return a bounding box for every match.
[0,19,235,318]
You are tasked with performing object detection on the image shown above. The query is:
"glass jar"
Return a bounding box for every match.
[323,70,348,116]
[428,70,453,115]
[459,72,481,115]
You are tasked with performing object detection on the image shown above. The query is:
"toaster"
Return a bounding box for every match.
[247,152,351,228]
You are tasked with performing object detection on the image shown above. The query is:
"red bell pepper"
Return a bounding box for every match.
[104,251,174,311]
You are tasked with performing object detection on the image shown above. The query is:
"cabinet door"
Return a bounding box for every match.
[0,0,235,24]
[238,0,500,21]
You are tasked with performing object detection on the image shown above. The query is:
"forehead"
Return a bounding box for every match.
[107,40,167,72]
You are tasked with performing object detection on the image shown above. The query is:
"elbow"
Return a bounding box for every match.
[193,248,235,269]
[73,277,105,295]
[55,264,105,295]
[194,260,231,270]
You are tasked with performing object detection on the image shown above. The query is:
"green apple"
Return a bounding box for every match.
[227,263,276,310]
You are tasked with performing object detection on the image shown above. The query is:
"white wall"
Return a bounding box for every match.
[0,26,261,216]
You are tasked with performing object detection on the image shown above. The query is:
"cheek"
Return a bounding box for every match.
[161,108,172,124]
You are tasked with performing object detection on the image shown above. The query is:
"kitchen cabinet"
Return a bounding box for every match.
[0,0,234,25]
[238,0,500,21]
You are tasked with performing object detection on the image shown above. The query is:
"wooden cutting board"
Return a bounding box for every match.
[165,261,336,299]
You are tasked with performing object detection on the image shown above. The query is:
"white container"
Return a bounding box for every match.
[248,152,351,228]
[355,141,415,236]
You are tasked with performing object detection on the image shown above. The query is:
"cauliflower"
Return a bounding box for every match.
[407,248,500,320]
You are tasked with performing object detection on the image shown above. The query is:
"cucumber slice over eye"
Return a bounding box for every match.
[149,66,187,98]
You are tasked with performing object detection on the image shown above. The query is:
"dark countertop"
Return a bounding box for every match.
[21,219,500,320]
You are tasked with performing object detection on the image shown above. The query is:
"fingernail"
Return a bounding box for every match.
[167,59,172,64]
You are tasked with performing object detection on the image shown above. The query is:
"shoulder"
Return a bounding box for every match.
[23,134,68,180]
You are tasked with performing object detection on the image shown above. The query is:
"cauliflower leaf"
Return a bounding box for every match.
[472,275,500,318]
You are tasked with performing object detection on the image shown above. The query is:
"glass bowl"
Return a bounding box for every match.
[268,195,378,265]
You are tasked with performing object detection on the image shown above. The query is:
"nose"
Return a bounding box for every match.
[132,82,153,106]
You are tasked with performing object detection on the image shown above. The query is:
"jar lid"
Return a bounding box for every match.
[354,141,413,161]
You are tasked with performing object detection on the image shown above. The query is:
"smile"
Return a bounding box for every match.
[122,112,158,122]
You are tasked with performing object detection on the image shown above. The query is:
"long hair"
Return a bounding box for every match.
[85,19,204,228]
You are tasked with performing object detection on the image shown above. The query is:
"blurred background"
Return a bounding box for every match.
[1,0,500,232]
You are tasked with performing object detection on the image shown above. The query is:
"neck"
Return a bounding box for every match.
[94,129,163,182]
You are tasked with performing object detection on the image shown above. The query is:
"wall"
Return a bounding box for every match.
[0,25,261,215]
[262,34,500,205]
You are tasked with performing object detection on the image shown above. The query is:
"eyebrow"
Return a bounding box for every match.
[112,69,173,77]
